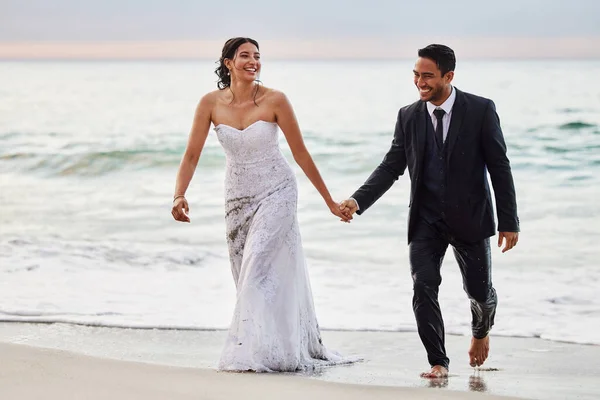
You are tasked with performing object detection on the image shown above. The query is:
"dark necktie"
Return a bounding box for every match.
[433,108,445,149]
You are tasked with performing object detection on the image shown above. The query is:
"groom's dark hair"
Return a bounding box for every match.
[418,44,456,77]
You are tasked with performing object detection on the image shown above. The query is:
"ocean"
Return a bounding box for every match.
[1,60,599,346]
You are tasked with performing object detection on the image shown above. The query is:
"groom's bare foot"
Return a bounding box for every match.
[420,365,448,378]
[469,336,490,367]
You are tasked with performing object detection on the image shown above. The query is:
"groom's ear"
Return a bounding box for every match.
[444,71,455,84]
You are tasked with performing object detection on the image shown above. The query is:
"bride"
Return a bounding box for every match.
[171,37,352,372]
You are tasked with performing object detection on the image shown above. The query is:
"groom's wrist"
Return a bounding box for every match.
[349,197,360,210]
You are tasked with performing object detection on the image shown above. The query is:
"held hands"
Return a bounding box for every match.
[338,199,358,221]
[327,200,352,223]
[172,196,190,223]
[498,231,518,253]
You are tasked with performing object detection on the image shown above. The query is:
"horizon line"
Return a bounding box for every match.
[2,56,600,62]
[1,37,600,60]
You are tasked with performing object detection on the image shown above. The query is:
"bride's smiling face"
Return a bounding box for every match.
[226,42,261,83]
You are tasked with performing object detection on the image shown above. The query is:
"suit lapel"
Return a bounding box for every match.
[446,88,467,160]
[414,101,427,179]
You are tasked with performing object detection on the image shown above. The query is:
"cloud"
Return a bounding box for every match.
[2,1,599,58]
[1,0,599,41]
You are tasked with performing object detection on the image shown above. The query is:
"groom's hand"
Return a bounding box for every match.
[339,199,358,221]
[498,231,519,253]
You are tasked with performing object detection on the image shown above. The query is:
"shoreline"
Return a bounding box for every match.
[2,322,599,400]
[1,320,597,347]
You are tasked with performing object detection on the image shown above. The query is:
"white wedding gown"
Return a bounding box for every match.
[214,120,350,372]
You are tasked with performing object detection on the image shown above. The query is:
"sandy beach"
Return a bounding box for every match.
[1,341,526,400]
[1,323,598,400]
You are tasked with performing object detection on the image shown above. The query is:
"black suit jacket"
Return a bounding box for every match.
[352,88,519,244]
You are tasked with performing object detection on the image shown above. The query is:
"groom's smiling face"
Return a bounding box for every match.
[413,57,453,105]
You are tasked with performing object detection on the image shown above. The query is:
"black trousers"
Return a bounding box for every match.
[409,217,497,369]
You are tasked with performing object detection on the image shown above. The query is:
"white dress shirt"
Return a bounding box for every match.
[426,85,456,142]
[350,87,456,211]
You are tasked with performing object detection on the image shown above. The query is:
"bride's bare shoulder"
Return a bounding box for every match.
[201,90,223,103]
[260,87,290,106]
[195,90,225,112]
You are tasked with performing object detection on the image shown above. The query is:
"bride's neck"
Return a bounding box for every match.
[228,80,258,104]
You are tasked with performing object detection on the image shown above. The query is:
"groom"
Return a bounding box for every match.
[339,44,519,378]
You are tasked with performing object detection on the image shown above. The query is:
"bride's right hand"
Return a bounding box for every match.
[171,197,190,223]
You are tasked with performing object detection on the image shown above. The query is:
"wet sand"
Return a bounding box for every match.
[1,322,598,400]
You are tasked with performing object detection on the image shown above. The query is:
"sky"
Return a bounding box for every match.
[1,0,599,59]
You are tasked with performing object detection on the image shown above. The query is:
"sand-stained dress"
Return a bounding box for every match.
[214,120,348,372]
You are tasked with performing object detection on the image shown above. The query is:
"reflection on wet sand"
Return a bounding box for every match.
[469,373,488,393]
[423,372,488,393]
[427,377,448,389]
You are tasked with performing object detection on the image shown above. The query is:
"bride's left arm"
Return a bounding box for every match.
[273,91,347,220]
